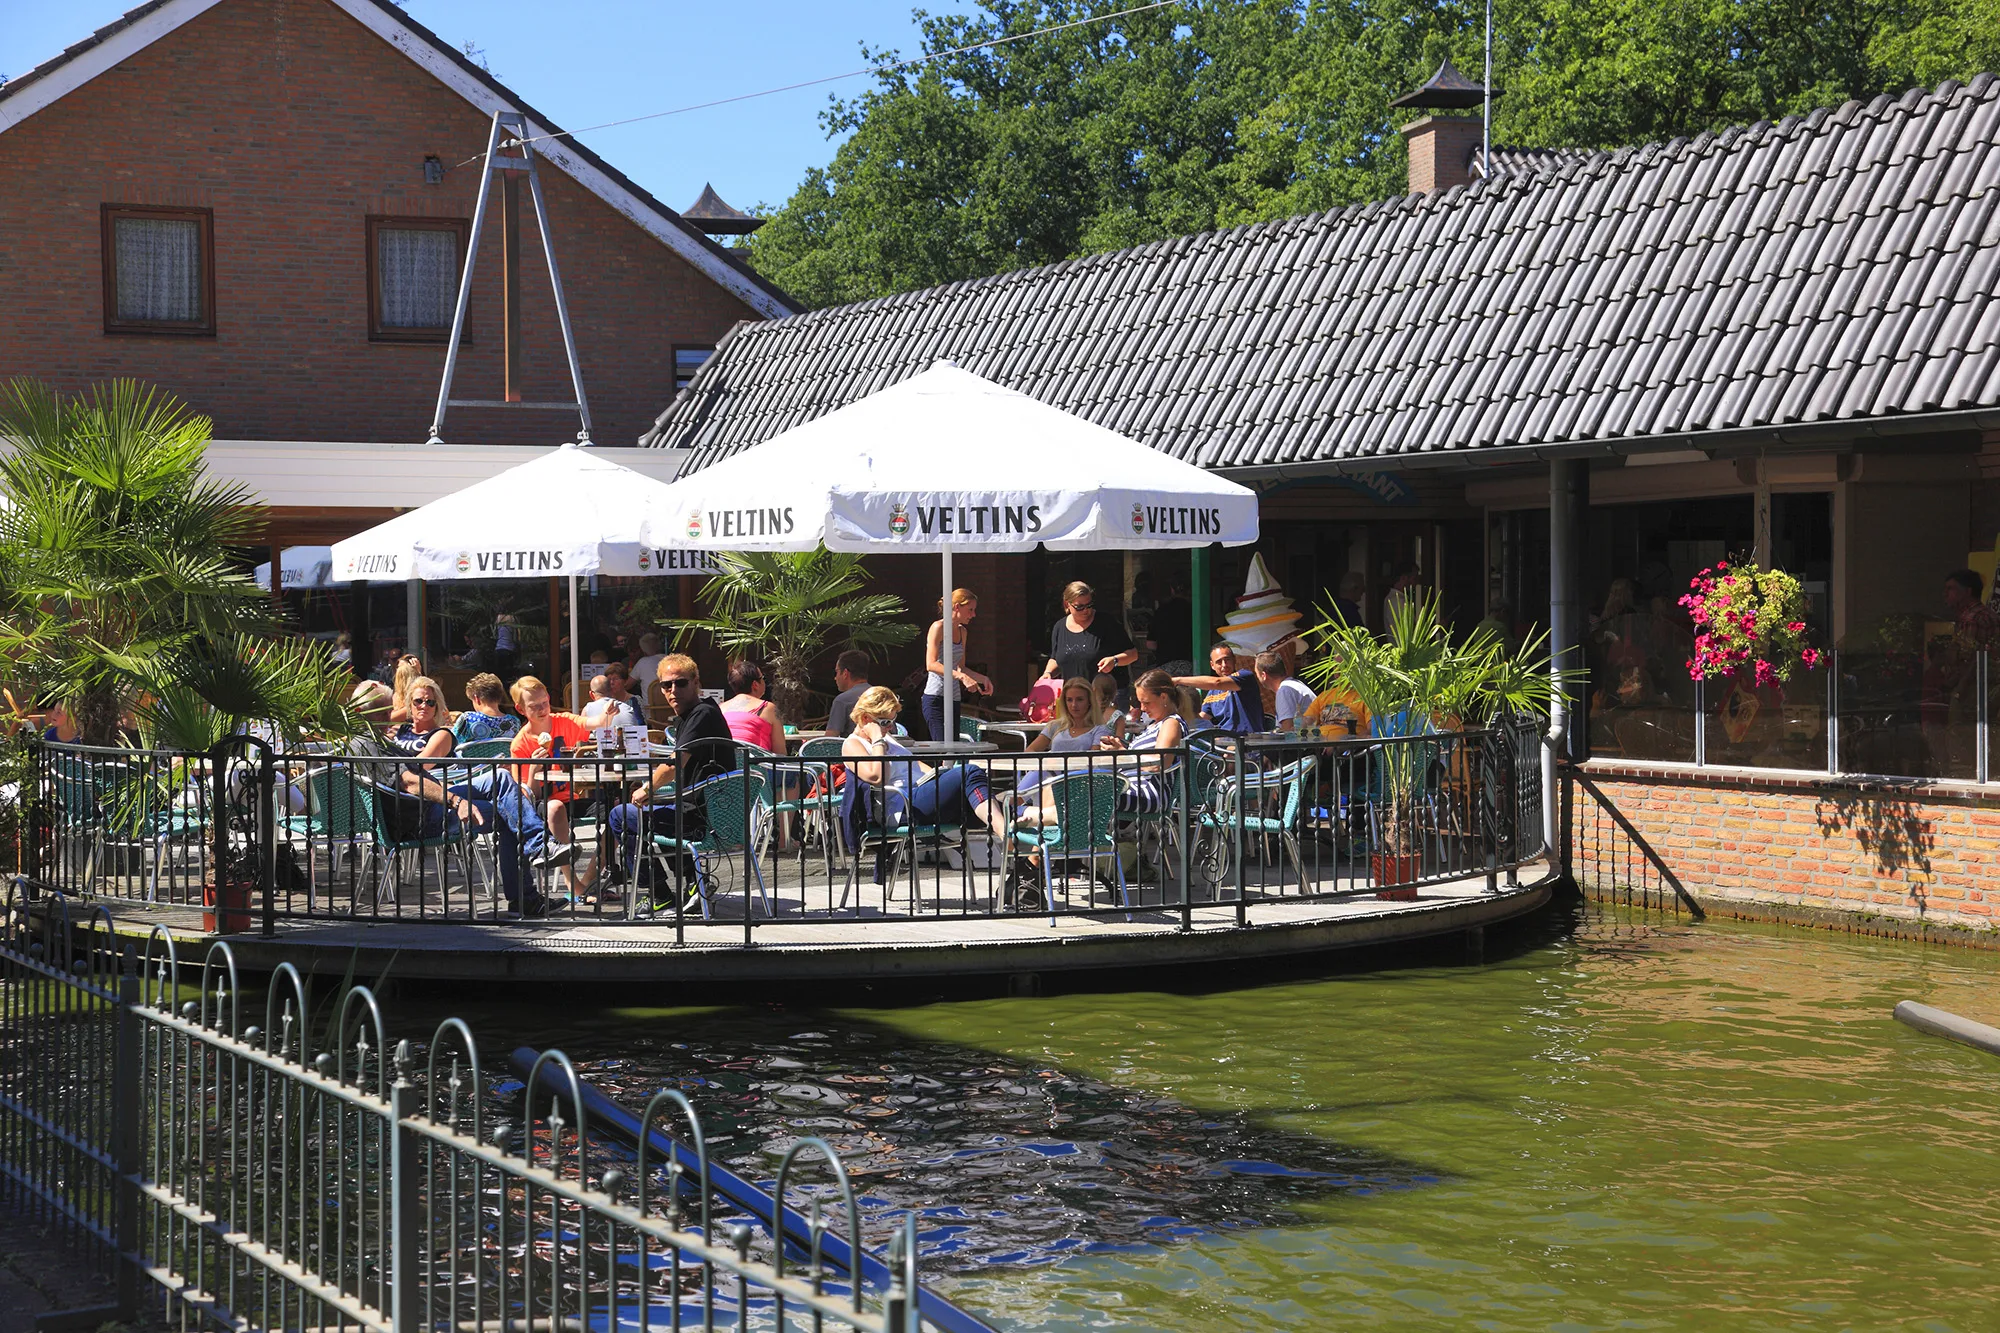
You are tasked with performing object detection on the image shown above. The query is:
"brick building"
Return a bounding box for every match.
[0,0,797,679]
[647,73,2000,935]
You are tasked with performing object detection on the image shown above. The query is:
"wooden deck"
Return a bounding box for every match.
[57,863,1556,983]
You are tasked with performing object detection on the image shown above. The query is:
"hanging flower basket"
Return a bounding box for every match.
[1680,562,1823,688]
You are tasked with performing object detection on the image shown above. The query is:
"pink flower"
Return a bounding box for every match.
[1787,621,1805,634]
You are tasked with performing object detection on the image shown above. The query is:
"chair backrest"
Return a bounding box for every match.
[457,738,514,758]
[798,736,846,760]
[1043,772,1122,853]
[693,769,767,851]
[957,716,985,744]
[306,766,376,842]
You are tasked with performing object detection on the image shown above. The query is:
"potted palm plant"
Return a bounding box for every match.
[1301,594,1564,898]
[675,549,914,724]
[0,379,368,928]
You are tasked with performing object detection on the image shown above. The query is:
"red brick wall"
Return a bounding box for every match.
[0,0,762,446]
[1571,762,2000,933]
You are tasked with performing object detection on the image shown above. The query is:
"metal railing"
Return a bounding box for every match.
[0,885,969,1331]
[18,718,1546,935]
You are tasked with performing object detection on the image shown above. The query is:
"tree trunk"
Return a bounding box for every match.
[74,685,124,747]
[771,655,813,727]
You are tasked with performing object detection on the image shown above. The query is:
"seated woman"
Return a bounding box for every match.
[719,661,788,757]
[841,686,1009,841]
[1096,668,1187,813]
[1014,677,1119,806]
[382,676,566,914]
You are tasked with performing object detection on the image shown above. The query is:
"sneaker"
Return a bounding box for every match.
[533,841,577,869]
[514,893,549,919]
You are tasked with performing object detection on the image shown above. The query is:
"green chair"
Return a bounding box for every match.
[759,737,845,878]
[310,767,469,914]
[1011,772,1128,923]
[644,769,771,920]
[1199,753,1315,892]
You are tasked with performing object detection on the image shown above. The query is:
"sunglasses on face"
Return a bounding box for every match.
[411,697,438,707]
[1071,601,1094,611]
[663,677,697,690]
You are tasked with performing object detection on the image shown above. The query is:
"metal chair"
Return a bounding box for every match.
[835,767,965,913]
[642,769,771,921]
[759,737,845,878]
[1011,771,1128,923]
[313,767,470,913]
[1199,754,1315,893]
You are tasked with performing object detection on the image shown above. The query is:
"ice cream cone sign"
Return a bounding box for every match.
[1217,553,1304,655]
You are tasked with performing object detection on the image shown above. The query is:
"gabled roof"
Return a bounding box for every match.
[0,0,798,319]
[645,77,2000,477]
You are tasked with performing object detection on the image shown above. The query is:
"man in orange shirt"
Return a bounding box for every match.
[510,676,598,895]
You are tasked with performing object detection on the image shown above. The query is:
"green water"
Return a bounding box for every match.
[472,905,2000,1331]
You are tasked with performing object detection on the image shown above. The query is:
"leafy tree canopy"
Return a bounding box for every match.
[748,0,2000,308]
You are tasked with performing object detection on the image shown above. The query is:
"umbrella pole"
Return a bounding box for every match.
[940,546,953,745]
[568,574,581,713]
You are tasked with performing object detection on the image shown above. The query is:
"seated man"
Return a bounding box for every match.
[1256,650,1317,734]
[509,676,600,898]
[606,654,736,905]
[581,672,642,731]
[1173,644,1267,735]
[824,649,872,738]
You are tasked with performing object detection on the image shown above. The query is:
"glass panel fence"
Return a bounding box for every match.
[1700,663,1830,772]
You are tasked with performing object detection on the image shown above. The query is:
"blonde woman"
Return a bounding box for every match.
[842,686,1009,839]
[923,588,992,741]
[387,653,424,726]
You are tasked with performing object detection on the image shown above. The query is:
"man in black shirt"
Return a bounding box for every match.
[1043,580,1137,697]
[824,650,872,738]
[607,654,734,903]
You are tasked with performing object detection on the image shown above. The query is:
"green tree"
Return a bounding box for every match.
[751,0,2000,309]
[0,379,363,749]
[673,550,915,723]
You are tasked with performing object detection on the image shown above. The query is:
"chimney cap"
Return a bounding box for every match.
[681,183,765,235]
[1389,58,1499,110]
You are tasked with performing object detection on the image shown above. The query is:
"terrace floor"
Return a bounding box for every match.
[49,858,1556,984]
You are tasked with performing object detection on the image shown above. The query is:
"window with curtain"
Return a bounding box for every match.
[101,206,213,333]
[367,216,467,341]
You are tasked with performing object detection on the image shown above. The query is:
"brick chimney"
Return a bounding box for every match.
[1389,59,1497,196]
[1400,114,1483,195]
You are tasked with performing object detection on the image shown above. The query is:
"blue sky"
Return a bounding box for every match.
[0,0,976,215]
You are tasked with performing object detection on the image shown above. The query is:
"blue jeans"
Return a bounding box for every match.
[445,768,546,906]
[608,799,707,889]
[887,764,991,828]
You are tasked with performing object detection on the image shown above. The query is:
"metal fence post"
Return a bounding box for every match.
[389,1042,420,1333]
[22,735,40,889]
[111,973,141,1321]
[1232,744,1247,927]
[1177,746,1192,933]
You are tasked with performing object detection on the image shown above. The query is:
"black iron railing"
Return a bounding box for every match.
[19,719,1547,935]
[0,889,974,1331]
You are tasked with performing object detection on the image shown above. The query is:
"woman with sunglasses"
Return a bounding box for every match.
[1042,581,1136,702]
[388,677,568,915]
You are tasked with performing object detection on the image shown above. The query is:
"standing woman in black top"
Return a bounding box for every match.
[1042,581,1137,702]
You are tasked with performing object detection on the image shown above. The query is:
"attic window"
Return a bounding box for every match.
[367,215,468,342]
[101,205,214,335]
[675,345,715,393]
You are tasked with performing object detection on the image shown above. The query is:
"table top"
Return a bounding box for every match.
[978,721,1046,737]
[904,740,1000,755]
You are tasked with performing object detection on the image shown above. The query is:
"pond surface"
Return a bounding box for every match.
[447,905,2000,1331]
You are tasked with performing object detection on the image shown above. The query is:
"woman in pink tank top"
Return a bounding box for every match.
[720,660,786,755]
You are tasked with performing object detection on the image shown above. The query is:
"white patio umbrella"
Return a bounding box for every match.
[329,445,704,710]
[656,362,1260,741]
[254,545,334,591]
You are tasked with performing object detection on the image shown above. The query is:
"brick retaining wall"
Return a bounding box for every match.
[1569,761,2000,941]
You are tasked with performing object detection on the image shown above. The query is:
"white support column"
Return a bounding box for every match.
[940,547,955,745]
[568,575,581,713]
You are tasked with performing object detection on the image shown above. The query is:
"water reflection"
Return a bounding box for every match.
[492,1018,1450,1270]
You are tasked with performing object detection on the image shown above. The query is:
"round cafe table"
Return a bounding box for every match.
[904,740,999,756]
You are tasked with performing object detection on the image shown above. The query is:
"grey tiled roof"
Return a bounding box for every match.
[646,77,2000,474]
[1472,146,1593,178]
